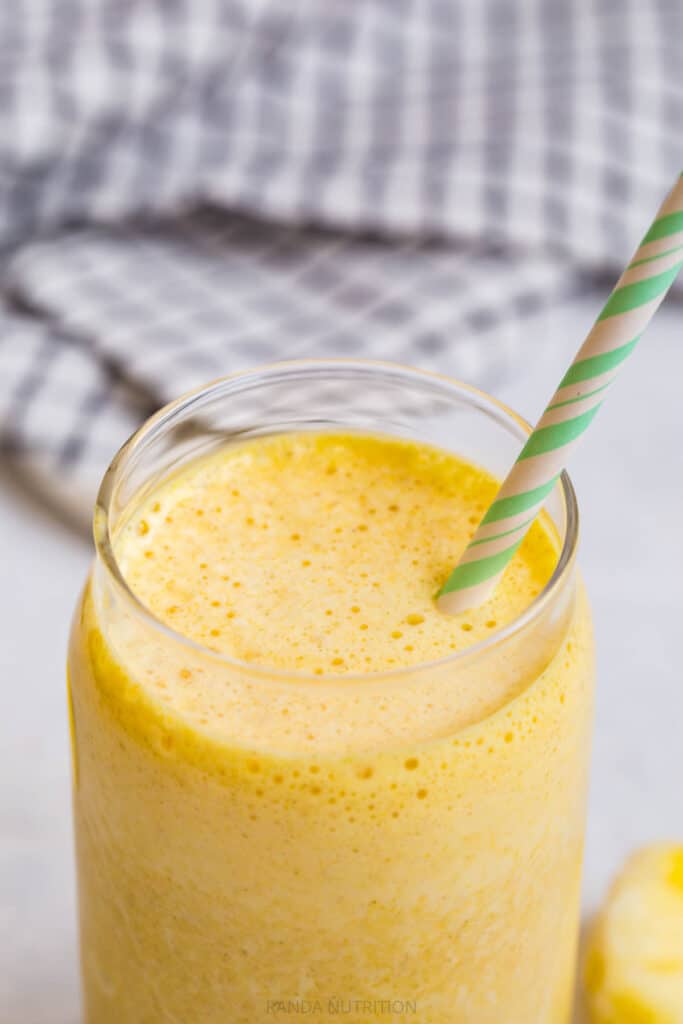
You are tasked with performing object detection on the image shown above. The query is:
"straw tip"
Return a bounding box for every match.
[435,588,473,617]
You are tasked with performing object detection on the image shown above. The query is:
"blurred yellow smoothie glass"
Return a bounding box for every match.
[67,361,594,1023]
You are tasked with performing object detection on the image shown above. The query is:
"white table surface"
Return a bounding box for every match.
[1,293,681,1024]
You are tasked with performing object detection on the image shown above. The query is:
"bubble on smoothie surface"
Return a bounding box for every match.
[115,432,558,674]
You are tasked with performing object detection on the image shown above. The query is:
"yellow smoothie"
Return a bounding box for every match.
[68,431,594,1023]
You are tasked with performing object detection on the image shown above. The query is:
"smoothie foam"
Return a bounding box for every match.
[117,431,556,674]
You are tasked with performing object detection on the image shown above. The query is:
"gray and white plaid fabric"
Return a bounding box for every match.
[0,0,681,523]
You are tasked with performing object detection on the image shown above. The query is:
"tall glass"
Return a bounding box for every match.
[68,361,594,1023]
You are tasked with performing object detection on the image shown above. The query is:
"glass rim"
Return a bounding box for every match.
[94,359,580,683]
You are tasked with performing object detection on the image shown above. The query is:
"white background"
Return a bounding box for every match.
[1,294,682,1023]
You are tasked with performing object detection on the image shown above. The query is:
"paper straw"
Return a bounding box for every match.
[437,173,683,616]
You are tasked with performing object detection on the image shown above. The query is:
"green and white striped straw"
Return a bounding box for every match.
[438,173,683,616]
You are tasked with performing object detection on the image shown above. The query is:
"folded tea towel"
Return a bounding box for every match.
[0,0,680,522]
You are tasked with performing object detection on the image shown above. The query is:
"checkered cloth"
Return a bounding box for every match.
[0,0,681,525]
